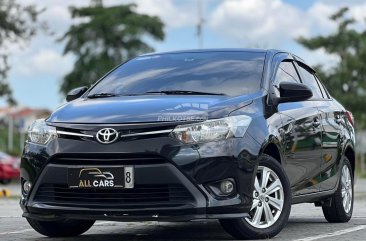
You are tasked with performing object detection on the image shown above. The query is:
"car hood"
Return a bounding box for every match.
[47,95,255,124]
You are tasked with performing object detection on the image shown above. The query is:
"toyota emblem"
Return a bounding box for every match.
[96,128,119,144]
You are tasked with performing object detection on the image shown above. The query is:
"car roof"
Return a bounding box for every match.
[140,48,268,56]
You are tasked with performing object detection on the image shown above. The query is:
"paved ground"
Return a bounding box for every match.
[0,181,20,197]
[0,179,366,241]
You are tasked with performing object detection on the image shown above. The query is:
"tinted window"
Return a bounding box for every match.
[274,61,300,85]
[315,75,330,99]
[88,51,265,97]
[273,61,300,96]
[298,65,323,99]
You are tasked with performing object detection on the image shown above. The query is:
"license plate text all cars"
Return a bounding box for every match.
[68,166,134,189]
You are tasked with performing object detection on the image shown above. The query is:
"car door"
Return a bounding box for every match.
[274,60,323,196]
[312,75,344,191]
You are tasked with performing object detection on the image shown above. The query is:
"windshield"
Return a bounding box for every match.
[88,51,265,97]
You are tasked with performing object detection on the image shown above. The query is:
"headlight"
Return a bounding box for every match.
[171,115,252,144]
[28,119,57,145]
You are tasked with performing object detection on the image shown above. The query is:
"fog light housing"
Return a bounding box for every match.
[206,178,236,198]
[23,181,32,194]
[220,180,234,194]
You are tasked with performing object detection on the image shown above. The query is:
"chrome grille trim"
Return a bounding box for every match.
[56,129,173,139]
[56,130,93,138]
[121,129,173,137]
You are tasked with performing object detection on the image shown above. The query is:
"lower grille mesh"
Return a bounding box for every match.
[34,184,194,208]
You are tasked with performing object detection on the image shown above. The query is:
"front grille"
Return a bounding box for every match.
[49,153,167,166]
[34,184,194,208]
[56,124,177,142]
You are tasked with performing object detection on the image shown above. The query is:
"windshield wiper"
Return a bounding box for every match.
[87,93,118,99]
[88,90,226,98]
[144,90,226,96]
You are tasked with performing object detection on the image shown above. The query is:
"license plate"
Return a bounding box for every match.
[68,166,134,189]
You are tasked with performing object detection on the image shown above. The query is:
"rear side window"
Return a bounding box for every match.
[315,76,330,99]
[297,65,323,99]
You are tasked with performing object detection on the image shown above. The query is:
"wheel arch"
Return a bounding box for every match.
[344,145,355,177]
[261,138,282,164]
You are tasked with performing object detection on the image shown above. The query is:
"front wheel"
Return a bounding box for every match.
[322,157,353,223]
[220,154,291,239]
[27,218,95,237]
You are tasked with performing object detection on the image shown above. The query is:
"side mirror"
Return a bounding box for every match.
[66,86,88,102]
[278,82,313,103]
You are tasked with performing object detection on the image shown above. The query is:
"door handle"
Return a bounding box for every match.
[312,119,321,127]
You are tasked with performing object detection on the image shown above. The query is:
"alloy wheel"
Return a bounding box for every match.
[245,166,284,229]
[341,165,352,213]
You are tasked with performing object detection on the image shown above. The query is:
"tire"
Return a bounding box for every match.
[322,157,353,223]
[26,218,95,237]
[220,154,291,239]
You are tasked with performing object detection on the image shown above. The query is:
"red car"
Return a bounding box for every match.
[0,152,20,184]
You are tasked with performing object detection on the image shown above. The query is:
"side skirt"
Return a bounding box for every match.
[291,188,336,205]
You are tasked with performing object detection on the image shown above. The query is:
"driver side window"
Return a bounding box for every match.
[273,61,300,96]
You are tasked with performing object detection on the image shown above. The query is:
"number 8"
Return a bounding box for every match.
[126,172,131,183]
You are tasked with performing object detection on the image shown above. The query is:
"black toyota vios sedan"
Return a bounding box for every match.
[20,49,355,239]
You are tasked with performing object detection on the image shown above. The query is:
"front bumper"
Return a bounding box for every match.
[20,123,260,222]
[22,163,249,221]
